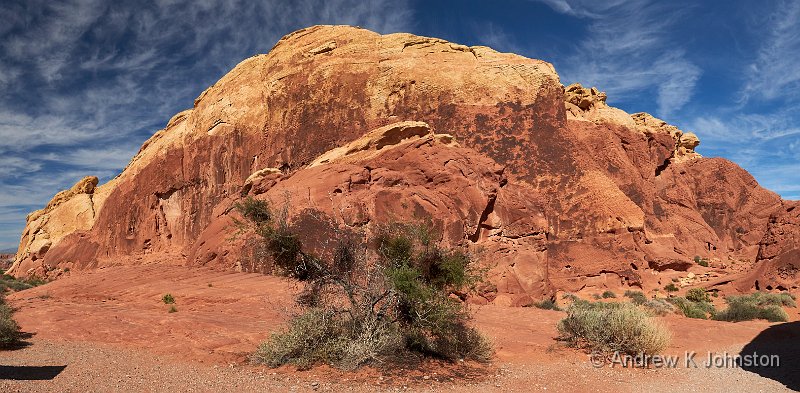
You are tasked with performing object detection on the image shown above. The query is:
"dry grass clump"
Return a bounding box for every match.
[713,292,795,322]
[557,301,671,356]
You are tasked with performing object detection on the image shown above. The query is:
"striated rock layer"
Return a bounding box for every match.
[9,25,797,302]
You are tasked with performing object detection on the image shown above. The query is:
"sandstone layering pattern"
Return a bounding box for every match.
[9,25,797,303]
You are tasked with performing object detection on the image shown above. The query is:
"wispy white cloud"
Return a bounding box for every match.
[742,0,800,102]
[688,109,800,200]
[0,0,413,249]
[533,0,701,118]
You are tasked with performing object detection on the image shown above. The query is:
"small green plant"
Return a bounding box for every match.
[0,274,46,292]
[601,290,616,299]
[667,297,716,319]
[693,256,709,267]
[642,299,674,316]
[168,305,178,313]
[686,288,711,303]
[561,293,579,303]
[162,294,175,304]
[557,301,671,356]
[0,293,22,346]
[664,283,679,292]
[624,290,647,305]
[592,293,601,300]
[713,292,796,322]
[533,299,561,311]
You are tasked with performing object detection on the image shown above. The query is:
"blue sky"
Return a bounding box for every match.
[0,0,798,250]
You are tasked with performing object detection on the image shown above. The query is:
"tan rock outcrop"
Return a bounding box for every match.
[8,25,796,300]
[12,176,100,276]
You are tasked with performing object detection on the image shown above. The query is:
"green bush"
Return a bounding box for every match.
[162,294,175,304]
[686,288,711,303]
[0,294,21,347]
[667,297,716,319]
[533,299,561,311]
[561,293,579,303]
[624,290,647,305]
[557,301,671,356]
[642,299,674,316]
[0,274,46,292]
[713,292,795,322]
[238,201,491,369]
[693,256,709,267]
[664,283,679,292]
[601,290,616,299]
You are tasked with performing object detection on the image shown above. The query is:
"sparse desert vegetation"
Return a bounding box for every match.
[0,272,46,292]
[532,298,561,311]
[623,290,647,305]
[557,301,671,356]
[0,292,22,347]
[601,290,616,299]
[162,294,175,304]
[668,295,716,319]
[713,292,795,322]
[693,256,709,267]
[237,198,491,370]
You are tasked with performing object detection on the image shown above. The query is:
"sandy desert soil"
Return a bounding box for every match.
[1,265,798,392]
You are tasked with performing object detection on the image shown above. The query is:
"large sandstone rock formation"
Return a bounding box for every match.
[9,25,797,301]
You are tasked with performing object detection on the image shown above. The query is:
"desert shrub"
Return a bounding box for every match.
[601,290,616,299]
[668,296,715,319]
[533,299,561,311]
[162,294,175,304]
[624,290,647,305]
[713,292,795,322]
[561,293,579,303]
[0,294,21,347]
[238,199,491,369]
[557,301,670,356]
[642,299,674,316]
[0,274,46,292]
[693,256,709,267]
[686,288,711,303]
[742,292,796,308]
[664,283,679,292]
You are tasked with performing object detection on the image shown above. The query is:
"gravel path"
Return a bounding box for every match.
[1,266,796,392]
[0,339,792,392]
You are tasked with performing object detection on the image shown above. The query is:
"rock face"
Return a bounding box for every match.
[8,25,797,301]
[740,202,800,292]
[14,176,102,271]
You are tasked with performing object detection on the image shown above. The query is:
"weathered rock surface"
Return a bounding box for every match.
[8,25,797,300]
[739,202,800,292]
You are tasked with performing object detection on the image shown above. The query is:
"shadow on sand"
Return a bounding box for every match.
[1,331,67,381]
[739,321,800,391]
[0,365,66,380]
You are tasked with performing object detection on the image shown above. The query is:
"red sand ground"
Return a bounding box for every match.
[2,265,797,392]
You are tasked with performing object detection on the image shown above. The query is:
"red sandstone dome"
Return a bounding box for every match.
[9,25,798,303]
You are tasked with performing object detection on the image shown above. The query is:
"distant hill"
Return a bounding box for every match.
[0,248,16,254]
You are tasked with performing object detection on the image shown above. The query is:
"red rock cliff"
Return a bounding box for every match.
[9,25,796,302]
